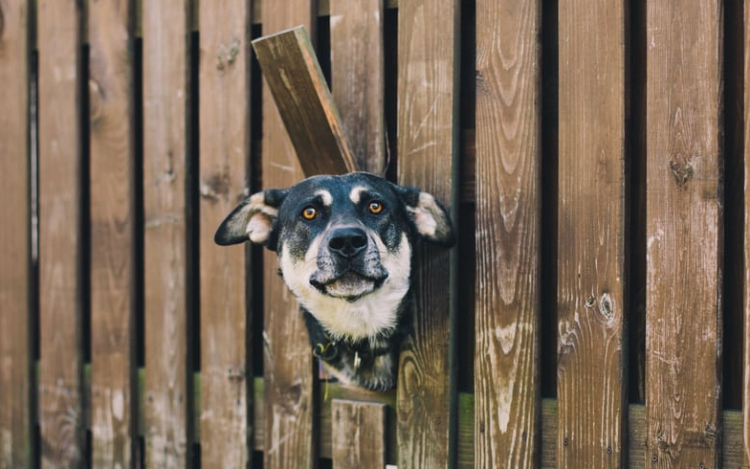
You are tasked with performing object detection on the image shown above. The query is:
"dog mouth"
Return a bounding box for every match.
[309,270,387,301]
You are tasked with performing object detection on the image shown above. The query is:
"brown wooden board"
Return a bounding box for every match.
[252,27,355,177]
[142,1,191,466]
[329,0,385,174]
[474,0,541,467]
[396,0,459,467]
[645,2,723,468]
[88,0,136,465]
[260,2,316,468]
[744,0,750,464]
[0,0,33,466]
[198,0,252,466]
[331,399,386,469]
[37,0,85,466]
[557,0,628,467]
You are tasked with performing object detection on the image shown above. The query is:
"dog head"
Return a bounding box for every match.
[214,172,454,388]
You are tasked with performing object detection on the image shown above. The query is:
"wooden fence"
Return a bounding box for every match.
[0,0,748,468]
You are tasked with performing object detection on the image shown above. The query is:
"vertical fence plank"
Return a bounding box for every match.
[396,0,459,467]
[198,0,252,466]
[474,0,541,467]
[0,0,32,466]
[557,0,627,467]
[37,0,85,466]
[331,400,386,469]
[646,2,723,468]
[330,0,385,174]
[88,0,136,466]
[143,1,191,466]
[261,1,316,468]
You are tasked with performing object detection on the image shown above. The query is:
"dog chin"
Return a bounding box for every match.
[312,272,383,301]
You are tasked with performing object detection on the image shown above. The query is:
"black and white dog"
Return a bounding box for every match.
[214,172,454,390]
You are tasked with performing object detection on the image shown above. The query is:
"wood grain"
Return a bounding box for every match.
[142,1,191,466]
[557,0,627,467]
[330,0,385,174]
[645,2,723,468]
[37,0,85,466]
[198,0,252,466]
[396,0,459,467]
[331,400,386,469]
[0,0,32,466]
[88,0,136,466]
[260,2,316,468]
[252,27,356,177]
[474,0,541,467]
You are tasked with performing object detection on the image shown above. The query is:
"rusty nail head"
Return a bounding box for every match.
[563,438,569,446]
[651,454,658,463]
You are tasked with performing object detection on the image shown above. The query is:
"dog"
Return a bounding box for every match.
[214,172,454,390]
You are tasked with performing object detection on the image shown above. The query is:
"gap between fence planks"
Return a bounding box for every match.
[474,0,541,467]
[557,0,627,467]
[745,0,750,465]
[88,0,137,466]
[396,0,460,467]
[198,0,253,466]
[646,2,723,468]
[259,2,317,468]
[252,26,356,177]
[0,0,33,466]
[142,1,192,466]
[37,0,86,466]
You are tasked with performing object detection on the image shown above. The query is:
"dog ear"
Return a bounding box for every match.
[394,185,455,247]
[214,188,288,248]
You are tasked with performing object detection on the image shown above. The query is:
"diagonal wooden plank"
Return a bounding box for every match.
[142,1,192,466]
[37,0,85,466]
[396,0,459,467]
[556,0,628,467]
[260,2,317,469]
[645,2,723,468]
[330,0,385,174]
[252,26,356,177]
[474,0,542,468]
[198,0,253,466]
[88,0,137,466]
[0,0,33,466]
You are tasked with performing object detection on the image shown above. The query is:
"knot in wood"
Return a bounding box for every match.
[669,155,694,188]
[217,37,241,71]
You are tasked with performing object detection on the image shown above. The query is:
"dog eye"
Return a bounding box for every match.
[368,201,383,214]
[301,206,318,220]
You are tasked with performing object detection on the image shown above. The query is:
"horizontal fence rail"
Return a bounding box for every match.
[0,0,748,468]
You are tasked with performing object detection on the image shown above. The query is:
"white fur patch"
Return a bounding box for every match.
[315,189,333,206]
[279,233,412,341]
[227,192,277,243]
[407,192,440,238]
[349,185,369,204]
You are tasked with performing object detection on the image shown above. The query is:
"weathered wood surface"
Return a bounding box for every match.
[331,400,387,469]
[744,0,750,464]
[252,27,355,177]
[0,0,32,466]
[557,0,627,467]
[645,1,723,468]
[199,0,252,466]
[260,2,316,468]
[396,0,459,467]
[88,0,136,466]
[37,0,85,466]
[330,0,385,174]
[142,1,191,466]
[474,0,541,467]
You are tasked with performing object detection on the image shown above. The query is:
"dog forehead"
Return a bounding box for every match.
[283,173,397,208]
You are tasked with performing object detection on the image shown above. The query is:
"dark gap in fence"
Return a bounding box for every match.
[188,30,200,376]
[319,457,333,469]
[384,6,398,180]
[457,0,476,394]
[318,15,331,89]
[540,0,559,400]
[81,42,92,366]
[85,429,92,469]
[133,35,145,369]
[137,436,145,468]
[252,450,264,467]
[30,0,41,459]
[628,0,647,405]
[723,0,744,411]
[192,442,201,468]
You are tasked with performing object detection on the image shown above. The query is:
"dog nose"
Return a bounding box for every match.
[328,227,368,259]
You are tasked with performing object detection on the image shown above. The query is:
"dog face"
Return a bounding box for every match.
[215,172,454,388]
